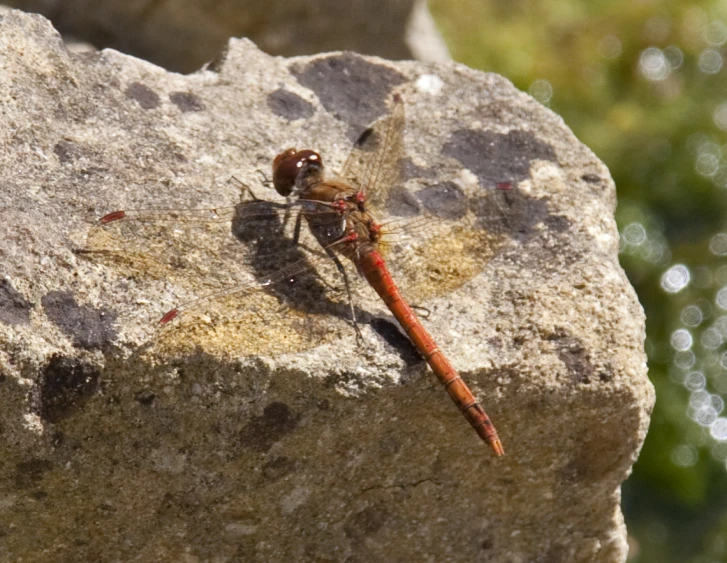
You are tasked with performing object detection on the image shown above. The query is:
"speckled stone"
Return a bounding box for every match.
[0,10,652,563]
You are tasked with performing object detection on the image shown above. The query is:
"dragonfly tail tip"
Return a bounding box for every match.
[490,439,505,457]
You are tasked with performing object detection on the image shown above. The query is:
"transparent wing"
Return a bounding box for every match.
[337,95,407,215]
[82,200,346,293]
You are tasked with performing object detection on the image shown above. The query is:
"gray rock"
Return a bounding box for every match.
[3,0,448,72]
[0,10,652,563]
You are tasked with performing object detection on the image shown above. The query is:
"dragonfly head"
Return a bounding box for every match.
[273,148,324,197]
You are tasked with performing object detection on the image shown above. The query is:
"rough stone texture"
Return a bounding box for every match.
[4,0,449,73]
[0,10,653,563]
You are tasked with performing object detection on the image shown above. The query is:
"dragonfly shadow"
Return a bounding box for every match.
[230,200,371,333]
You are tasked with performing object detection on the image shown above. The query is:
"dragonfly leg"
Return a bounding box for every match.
[255,169,273,189]
[231,176,262,203]
[410,303,431,319]
[324,247,364,345]
[291,210,303,245]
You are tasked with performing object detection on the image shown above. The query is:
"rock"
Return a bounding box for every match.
[0,10,652,563]
[3,0,449,73]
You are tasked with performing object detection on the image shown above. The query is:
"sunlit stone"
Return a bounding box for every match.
[415,74,444,95]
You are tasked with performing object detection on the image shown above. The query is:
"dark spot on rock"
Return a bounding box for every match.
[292,53,405,140]
[473,186,552,241]
[134,390,156,406]
[15,459,53,489]
[598,365,614,382]
[401,157,435,181]
[31,490,48,500]
[581,173,602,184]
[344,505,389,540]
[34,355,100,423]
[544,214,571,233]
[545,328,594,384]
[487,336,502,350]
[442,129,556,188]
[0,279,32,325]
[125,82,160,109]
[41,291,117,349]
[53,140,81,164]
[379,435,401,456]
[481,538,494,550]
[169,91,204,112]
[239,402,299,453]
[262,456,296,481]
[267,89,314,121]
[369,318,420,366]
[417,181,468,220]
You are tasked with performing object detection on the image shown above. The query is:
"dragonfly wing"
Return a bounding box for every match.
[336,96,411,216]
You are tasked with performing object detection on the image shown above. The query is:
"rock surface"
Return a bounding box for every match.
[4,0,449,72]
[0,10,652,563]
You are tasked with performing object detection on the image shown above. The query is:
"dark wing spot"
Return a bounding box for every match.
[292,53,405,140]
[0,279,32,325]
[33,355,100,423]
[125,82,161,110]
[443,129,556,188]
[239,402,299,453]
[266,89,315,121]
[353,127,377,151]
[417,181,468,220]
[41,291,117,349]
[169,91,205,112]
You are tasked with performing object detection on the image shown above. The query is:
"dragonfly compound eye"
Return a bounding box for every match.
[273,149,323,197]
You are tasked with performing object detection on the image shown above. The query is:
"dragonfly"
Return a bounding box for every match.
[85,94,505,456]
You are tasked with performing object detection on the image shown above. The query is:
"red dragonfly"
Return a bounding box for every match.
[87,95,504,456]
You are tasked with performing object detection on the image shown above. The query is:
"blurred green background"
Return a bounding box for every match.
[429,0,727,561]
